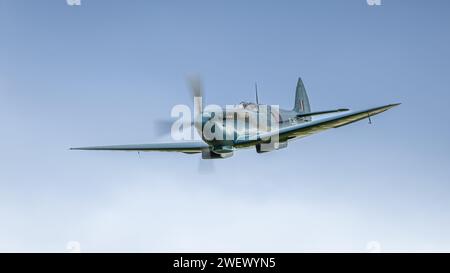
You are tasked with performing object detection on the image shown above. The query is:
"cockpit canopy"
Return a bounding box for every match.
[237,101,258,111]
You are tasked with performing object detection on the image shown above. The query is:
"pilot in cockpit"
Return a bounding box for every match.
[238,101,258,111]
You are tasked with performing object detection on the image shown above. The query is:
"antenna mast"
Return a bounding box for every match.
[255,82,259,104]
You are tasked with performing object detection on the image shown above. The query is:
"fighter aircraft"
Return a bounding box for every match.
[71,77,400,159]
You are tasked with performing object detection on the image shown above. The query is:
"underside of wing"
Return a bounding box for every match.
[70,141,209,154]
[235,103,400,147]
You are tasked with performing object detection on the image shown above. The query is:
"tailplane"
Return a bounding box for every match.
[293,77,311,113]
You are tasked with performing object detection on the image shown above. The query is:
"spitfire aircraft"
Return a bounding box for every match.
[71,78,400,159]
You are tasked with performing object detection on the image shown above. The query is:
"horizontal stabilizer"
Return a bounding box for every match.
[296,108,349,118]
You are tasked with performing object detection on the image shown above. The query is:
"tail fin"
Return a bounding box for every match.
[293,77,311,113]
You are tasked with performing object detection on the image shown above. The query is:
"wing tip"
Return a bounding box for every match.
[384,103,401,111]
[70,147,91,150]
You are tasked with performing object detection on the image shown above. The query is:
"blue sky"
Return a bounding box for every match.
[1,0,450,252]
